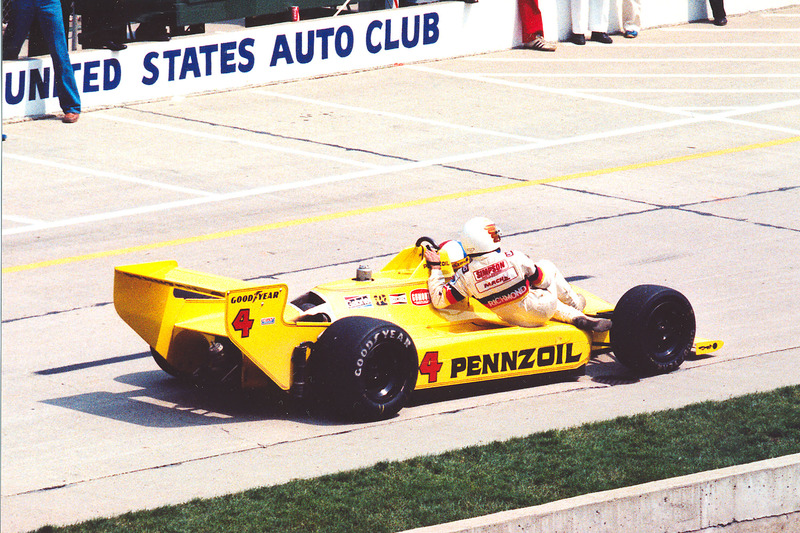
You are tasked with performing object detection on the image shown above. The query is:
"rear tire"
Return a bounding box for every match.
[150,347,184,378]
[611,285,695,375]
[311,316,418,420]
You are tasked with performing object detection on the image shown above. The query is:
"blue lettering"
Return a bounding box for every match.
[142,52,159,85]
[179,47,201,79]
[385,19,399,50]
[220,41,236,73]
[103,59,122,90]
[29,68,49,100]
[5,71,25,105]
[163,49,181,81]
[317,27,334,59]
[366,20,382,53]
[335,26,354,57]
[402,15,420,48]
[423,12,439,45]
[199,44,219,74]
[270,35,294,66]
[238,38,255,72]
[83,60,101,92]
[296,31,314,64]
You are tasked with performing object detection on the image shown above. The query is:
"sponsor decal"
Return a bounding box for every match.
[482,282,528,308]
[345,294,373,309]
[260,317,276,326]
[473,260,508,282]
[410,288,431,306]
[372,293,408,306]
[475,269,517,293]
[448,343,581,378]
[696,341,720,352]
[229,289,281,304]
[389,293,408,305]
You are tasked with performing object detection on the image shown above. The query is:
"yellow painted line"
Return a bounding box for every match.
[5,135,799,274]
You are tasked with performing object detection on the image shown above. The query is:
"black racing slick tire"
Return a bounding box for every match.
[312,316,418,420]
[611,285,696,375]
[150,346,184,378]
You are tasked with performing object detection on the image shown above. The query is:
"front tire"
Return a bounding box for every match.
[312,317,418,420]
[611,285,695,375]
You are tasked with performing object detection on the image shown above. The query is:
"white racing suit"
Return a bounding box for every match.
[427,250,585,328]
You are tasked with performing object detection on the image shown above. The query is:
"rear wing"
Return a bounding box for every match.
[114,261,325,391]
[113,261,256,356]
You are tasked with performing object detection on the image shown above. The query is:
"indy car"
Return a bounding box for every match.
[113,237,722,420]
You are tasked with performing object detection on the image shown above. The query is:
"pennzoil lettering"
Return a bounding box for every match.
[450,343,580,378]
[230,290,280,304]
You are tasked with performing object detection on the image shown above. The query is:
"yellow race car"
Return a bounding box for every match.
[114,237,722,420]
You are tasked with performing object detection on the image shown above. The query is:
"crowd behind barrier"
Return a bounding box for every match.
[3,0,796,122]
[1,0,732,57]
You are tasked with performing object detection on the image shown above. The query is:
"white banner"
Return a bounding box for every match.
[2,0,519,120]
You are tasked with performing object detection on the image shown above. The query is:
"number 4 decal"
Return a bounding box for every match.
[232,308,254,338]
[419,351,443,383]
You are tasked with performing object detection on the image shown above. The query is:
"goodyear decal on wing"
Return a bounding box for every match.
[230,289,281,304]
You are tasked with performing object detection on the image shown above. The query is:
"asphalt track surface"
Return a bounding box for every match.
[3,6,800,532]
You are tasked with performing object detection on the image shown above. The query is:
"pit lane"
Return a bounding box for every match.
[3,6,800,531]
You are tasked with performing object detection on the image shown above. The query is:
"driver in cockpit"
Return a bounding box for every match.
[424,217,611,333]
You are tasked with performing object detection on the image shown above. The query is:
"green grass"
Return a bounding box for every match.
[36,385,800,533]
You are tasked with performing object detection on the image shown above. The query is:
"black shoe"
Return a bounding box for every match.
[569,33,586,45]
[103,40,127,51]
[573,316,612,333]
[590,31,612,44]
[713,17,727,26]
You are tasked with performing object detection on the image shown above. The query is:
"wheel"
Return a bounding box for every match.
[611,285,695,375]
[311,316,418,420]
[150,346,184,378]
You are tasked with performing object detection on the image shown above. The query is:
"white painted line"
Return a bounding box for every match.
[3,153,217,197]
[471,74,800,79]
[660,27,800,31]
[463,57,800,63]
[611,42,800,46]
[3,108,787,236]
[406,65,800,135]
[406,64,698,116]
[669,107,741,111]
[6,70,799,236]
[94,113,385,169]
[252,90,545,143]
[2,214,46,225]
[580,89,800,93]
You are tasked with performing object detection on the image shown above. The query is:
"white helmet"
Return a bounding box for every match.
[461,217,502,255]
[439,240,469,271]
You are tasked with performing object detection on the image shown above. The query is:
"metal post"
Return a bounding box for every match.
[71,0,77,50]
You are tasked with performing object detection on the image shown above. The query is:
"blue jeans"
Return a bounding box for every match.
[5,0,81,114]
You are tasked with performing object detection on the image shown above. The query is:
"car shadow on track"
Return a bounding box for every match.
[38,351,659,428]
